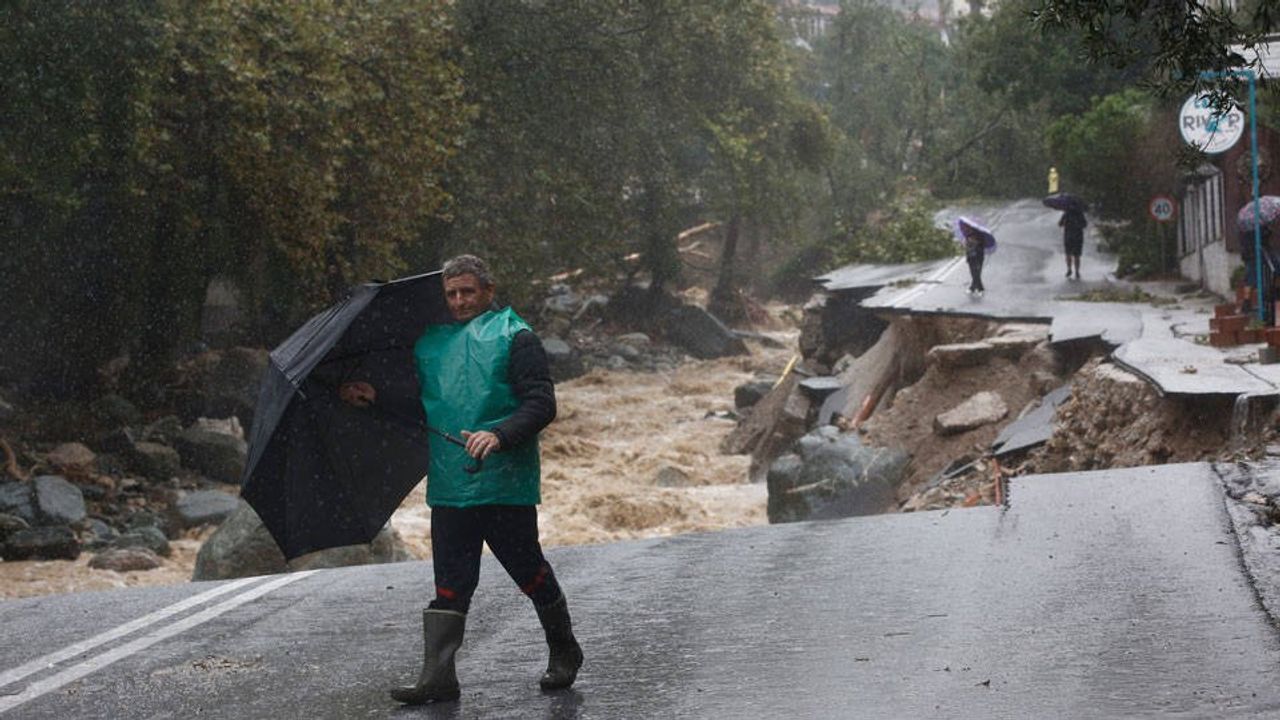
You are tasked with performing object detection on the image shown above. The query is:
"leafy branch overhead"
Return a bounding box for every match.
[1032,0,1278,92]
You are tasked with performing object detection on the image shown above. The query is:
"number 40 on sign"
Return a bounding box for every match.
[1149,195,1176,223]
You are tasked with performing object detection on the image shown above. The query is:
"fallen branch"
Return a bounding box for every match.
[1,437,30,481]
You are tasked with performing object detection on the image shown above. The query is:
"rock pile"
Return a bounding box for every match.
[538,283,751,381]
[0,418,245,566]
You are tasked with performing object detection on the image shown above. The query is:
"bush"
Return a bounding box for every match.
[1100,222,1177,279]
[830,192,957,267]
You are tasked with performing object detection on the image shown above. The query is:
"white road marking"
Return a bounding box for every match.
[887,256,964,308]
[0,576,263,692]
[0,571,316,715]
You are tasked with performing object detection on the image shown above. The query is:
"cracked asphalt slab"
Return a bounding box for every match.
[2,464,1280,718]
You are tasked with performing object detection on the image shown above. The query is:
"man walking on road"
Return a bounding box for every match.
[1059,207,1087,280]
[340,254,583,705]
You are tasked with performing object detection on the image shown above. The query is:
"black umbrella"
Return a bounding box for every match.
[241,272,455,560]
[1043,192,1087,213]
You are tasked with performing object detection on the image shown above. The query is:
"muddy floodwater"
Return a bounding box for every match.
[0,329,794,599]
[392,331,795,557]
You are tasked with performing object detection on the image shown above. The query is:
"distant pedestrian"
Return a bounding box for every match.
[957,216,993,295]
[1059,208,1088,279]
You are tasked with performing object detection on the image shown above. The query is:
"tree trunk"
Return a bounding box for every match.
[708,214,746,324]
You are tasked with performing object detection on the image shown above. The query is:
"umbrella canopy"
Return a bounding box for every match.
[1043,192,1086,213]
[955,216,997,253]
[1236,195,1280,232]
[241,272,454,559]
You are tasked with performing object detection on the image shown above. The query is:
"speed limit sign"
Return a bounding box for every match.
[1149,195,1176,223]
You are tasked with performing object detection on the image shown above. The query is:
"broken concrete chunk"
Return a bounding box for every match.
[926,342,997,370]
[987,332,1048,359]
[934,391,1009,436]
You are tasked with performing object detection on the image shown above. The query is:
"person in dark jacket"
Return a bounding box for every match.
[1059,208,1088,280]
[961,223,987,295]
[340,254,582,705]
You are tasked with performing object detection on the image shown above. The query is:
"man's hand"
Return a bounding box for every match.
[461,430,500,460]
[339,381,377,407]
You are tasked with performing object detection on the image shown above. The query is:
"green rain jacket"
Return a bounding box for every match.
[414,307,542,507]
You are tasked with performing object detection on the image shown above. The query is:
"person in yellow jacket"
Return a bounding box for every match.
[340,254,582,705]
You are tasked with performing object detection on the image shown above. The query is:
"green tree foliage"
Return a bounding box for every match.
[441,0,819,308]
[1032,0,1278,89]
[1045,89,1153,218]
[0,1,468,398]
[967,0,1145,116]
[832,185,957,266]
[925,0,1146,198]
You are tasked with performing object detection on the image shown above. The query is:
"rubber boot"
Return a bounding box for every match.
[535,596,583,691]
[390,609,465,705]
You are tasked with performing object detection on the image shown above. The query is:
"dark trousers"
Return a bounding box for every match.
[966,251,985,291]
[428,505,563,613]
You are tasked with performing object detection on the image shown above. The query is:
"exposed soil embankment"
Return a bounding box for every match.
[1025,358,1235,473]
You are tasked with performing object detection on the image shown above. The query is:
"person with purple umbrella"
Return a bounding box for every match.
[957,216,994,295]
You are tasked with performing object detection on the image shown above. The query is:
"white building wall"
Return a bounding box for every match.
[1178,167,1234,298]
[1182,237,1239,299]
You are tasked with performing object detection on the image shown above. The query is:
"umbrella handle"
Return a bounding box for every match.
[425,424,487,475]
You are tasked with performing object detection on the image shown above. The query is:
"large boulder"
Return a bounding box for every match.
[542,336,586,382]
[2,526,80,561]
[193,501,413,581]
[128,441,182,480]
[0,481,36,525]
[32,475,86,525]
[113,526,172,557]
[767,426,910,524]
[174,424,248,484]
[662,305,748,360]
[170,490,239,531]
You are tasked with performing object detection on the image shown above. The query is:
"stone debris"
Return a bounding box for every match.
[89,547,163,572]
[46,443,96,473]
[933,392,1009,436]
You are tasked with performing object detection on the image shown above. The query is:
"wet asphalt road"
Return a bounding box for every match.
[861,201,1141,340]
[3,463,1280,719]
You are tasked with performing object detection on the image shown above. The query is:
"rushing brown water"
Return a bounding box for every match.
[0,328,794,600]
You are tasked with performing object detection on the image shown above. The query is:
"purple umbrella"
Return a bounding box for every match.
[955,216,996,253]
[1043,192,1086,213]
[1237,195,1280,232]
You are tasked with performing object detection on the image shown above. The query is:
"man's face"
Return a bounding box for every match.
[444,273,495,322]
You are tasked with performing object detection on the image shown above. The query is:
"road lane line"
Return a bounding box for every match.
[888,257,963,308]
[0,571,317,715]
[0,576,263,692]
